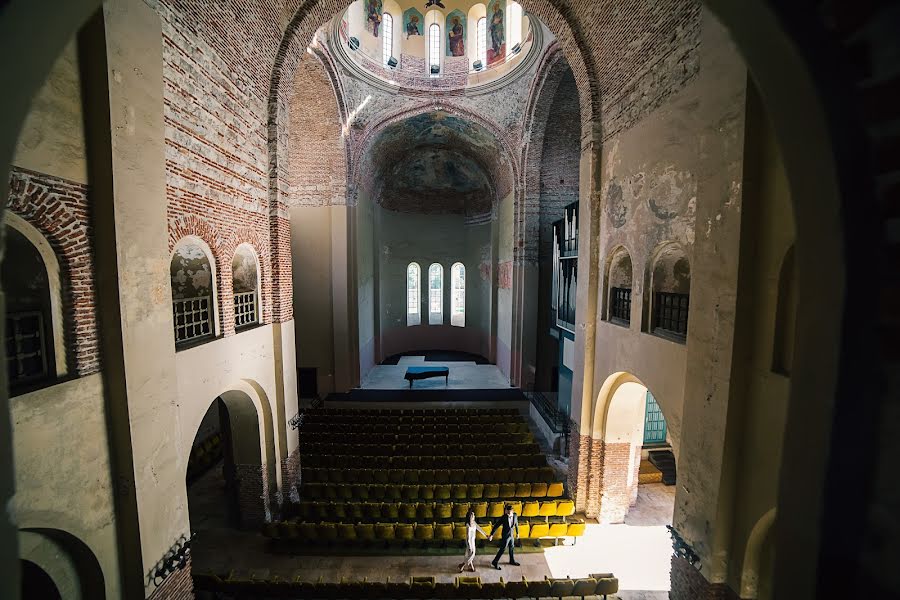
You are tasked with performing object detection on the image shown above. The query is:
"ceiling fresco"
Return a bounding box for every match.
[363,111,511,216]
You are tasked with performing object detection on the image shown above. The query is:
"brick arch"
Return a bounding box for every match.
[220,228,273,327]
[6,167,99,376]
[169,215,228,337]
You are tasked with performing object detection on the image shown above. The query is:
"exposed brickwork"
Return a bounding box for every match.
[670,554,741,600]
[278,447,302,508]
[6,166,100,376]
[148,556,194,600]
[569,433,590,513]
[235,463,271,527]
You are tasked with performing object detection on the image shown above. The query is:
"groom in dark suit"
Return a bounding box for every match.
[488,504,521,569]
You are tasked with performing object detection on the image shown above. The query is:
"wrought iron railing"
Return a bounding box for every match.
[172,295,212,344]
[234,291,258,329]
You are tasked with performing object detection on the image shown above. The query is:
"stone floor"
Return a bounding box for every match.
[360,357,510,390]
[190,483,675,599]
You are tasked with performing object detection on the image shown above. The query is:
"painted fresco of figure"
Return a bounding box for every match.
[448,16,465,56]
[488,1,505,65]
[407,14,421,38]
[366,0,383,37]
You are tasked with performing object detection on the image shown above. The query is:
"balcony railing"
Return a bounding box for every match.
[234,291,258,329]
[173,295,212,344]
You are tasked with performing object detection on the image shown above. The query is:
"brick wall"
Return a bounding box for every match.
[6,166,100,376]
[570,435,640,522]
[670,554,741,600]
[147,556,194,600]
[278,448,302,509]
[235,463,270,527]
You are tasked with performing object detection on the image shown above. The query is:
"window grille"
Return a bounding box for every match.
[451,262,465,327]
[6,311,48,386]
[653,292,689,338]
[429,23,441,72]
[429,263,443,324]
[234,291,258,329]
[173,295,213,343]
[610,287,631,323]
[382,13,393,65]
[643,391,667,445]
[407,263,420,326]
[477,17,486,66]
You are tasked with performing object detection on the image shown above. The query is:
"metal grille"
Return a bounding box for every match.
[653,292,689,338]
[173,296,212,343]
[610,287,631,323]
[6,311,48,385]
[234,291,258,329]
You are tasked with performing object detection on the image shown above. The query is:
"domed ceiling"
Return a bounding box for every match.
[364,111,510,217]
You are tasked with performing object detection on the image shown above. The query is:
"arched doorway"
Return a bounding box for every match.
[186,390,268,532]
[20,560,62,600]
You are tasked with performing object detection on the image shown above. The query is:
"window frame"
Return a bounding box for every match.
[429,22,441,73]
[451,262,465,327]
[382,12,394,65]
[428,263,444,325]
[476,17,487,66]
[407,262,421,326]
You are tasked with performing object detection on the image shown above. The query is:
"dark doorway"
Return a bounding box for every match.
[21,560,62,600]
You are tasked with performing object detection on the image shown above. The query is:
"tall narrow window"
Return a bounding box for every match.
[508,1,522,51]
[428,263,443,325]
[429,23,441,73]
[407,262,421,326]
[451,263,465,327]
[476,17,487,66]
[382,13,393,65]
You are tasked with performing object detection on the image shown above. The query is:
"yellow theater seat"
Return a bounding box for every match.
[355,523,375,541]
[453,524,468,541]
[572,578,597,599]
[508,501,522,515]
[483,483,500,499]
[434,503,453,520]
[549,577,575,599]
[488,502,505,518]
[395,523,415,541]
[317,522,338,541]
[337,523,356,540]
[375,522,395,540]
[529,523,549,538]
[383,502,400,520]
[539,501,558,517]
[547,482,564,497]
[515,483,532,498]
[556,500,575,516]
[434,484,452,500]
[414,523,434,541]
[567,520,586,537]
[452,484,468,500]
[498,483,516,498]
[549,521,568,537]
[530,482,548,498]
[467,483,484,499]
[401,503,418,521]
[517,522,530,539]
[452,503,470,519]
[435,523,454,541]
[419,484,435,500]
[402,485,419,501]
[417,503,434,521]
[522,501,540,517]
[472,502,488,518]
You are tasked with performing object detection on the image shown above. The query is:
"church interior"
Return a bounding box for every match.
[1,0,898,599]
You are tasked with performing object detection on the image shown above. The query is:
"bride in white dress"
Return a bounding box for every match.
[458,509,488,572]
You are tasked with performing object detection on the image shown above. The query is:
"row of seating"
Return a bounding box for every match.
[300,419,530,432]
[300,453,548,470]
[298,482,566,502]
[301,466,557,485]
[298,442,541,457]
[285,499,576,522]
[300,407,520,418]
[298,431,534,444]
[262,518,586,543]
[194,572,619,600]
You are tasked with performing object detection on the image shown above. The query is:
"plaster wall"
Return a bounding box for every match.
[11,375,120,599]
[495,191,513,378]
[723,82,794,594]
[12,40,87,185]
[376,205,492,359]
[358,185,377,377]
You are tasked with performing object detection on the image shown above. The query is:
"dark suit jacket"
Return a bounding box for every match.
[489,513,519,540]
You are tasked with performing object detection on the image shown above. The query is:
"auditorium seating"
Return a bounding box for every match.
[283,498,576,523]
[193,571,620,599]
[301,453,548,469]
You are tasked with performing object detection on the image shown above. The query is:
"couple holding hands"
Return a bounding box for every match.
[458,504,520,573]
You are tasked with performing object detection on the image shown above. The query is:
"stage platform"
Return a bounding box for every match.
[360,355,510,391]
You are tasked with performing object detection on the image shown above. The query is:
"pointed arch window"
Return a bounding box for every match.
[451,262,465,327]
[382,13,394,65]
[407,262,421,326]
[476,17,487,66]
[429,23,441,73]
[428,263,443,325]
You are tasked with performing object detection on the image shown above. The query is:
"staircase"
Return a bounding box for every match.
[648,450,677,486]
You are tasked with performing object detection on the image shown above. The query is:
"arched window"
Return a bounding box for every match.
[451,263,466,327]
[646,242,690,342]
[232,244,261,330]
[382,12,393,65]
[429,23,441,73]
[407,262,421,326]
[605,247,633,326]
[507,1,523,51]
[476,17,487,66]
[171,237,219,345]
[428,263,443,325]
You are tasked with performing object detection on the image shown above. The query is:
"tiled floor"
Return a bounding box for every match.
[360,357,511,390]
[190,483,676,599]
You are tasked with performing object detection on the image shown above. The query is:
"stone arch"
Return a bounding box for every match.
[740,508,777,598]
[603,245,633,324]
[231,243,263,329]
[170,235,221,341]
[184,379,278,527]
[17,527,106,600]
[643,241,691,339]
[3,212,66,378]
[222,226,273,326]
